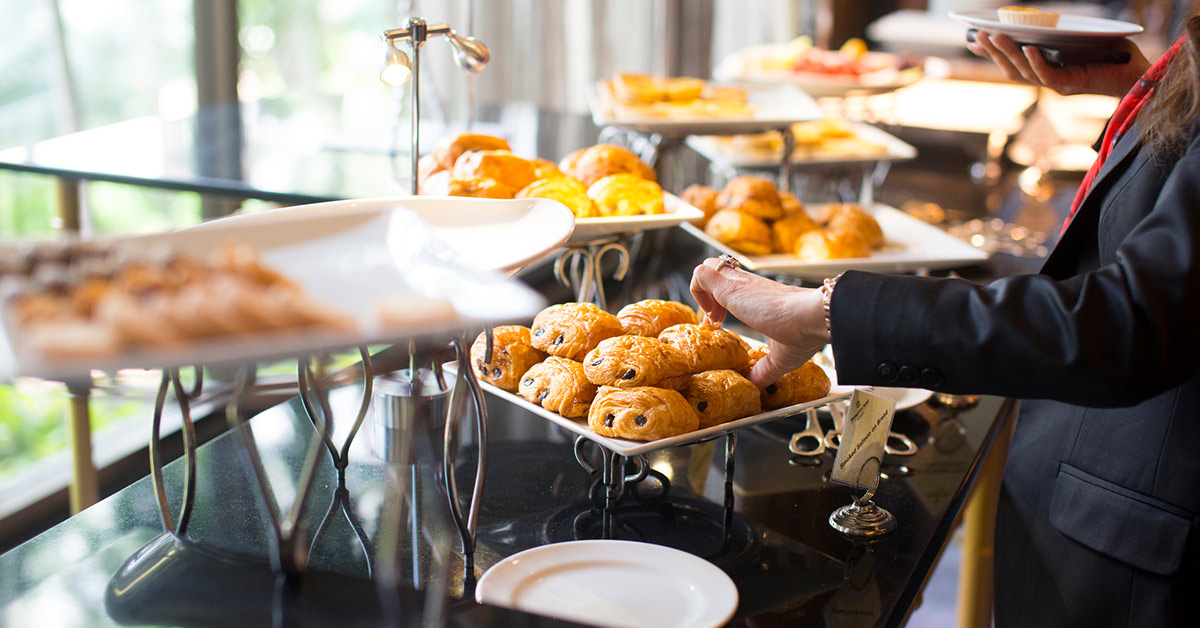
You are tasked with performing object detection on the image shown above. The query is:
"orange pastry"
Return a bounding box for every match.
[779,191,806,217]
[433,133,512,171]
[452,150,538,192]
[518,357,597,418]
[683,369,762,428]
[568,144,656,187]
[529,157,565,180]
[470,325,547,393]
[822,203,885,248]
[704,209,772,256]
[747,345,832,408]
[587,174,665,217]
[530,302,625,361]
[558,148,586,177]
[658,323,751,373]
[517,177,600,218]
[588,386,699,440]
[772,213,820,254]
[446,177,517,199]
[795,228,871,261]
[680,184,721,228]
[616,299,697,337]
[582,334,691,388]
[716,176,783,220]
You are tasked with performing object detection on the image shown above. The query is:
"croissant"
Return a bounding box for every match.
[434,133,512,171]
[616,299,697,337]
[683,369,762,428]
[772,213,820,254]
[452,150,537,192]
[822,204,884,248]
[470,325,547,392]
[587,174,665,217]
[716,176,783,220]
[795,228,871,261]
[447,177,517,199]
[747,345,832,408]
[529,157,565,180]
[582,334,691,388]
[588,386,699,441]
[517,177,600,218]
[518,357,597,418]
[658,323,751,373]
[680,184,721,228]
[704,209,772,256]
[530,302,625,361]
[569,144,656,187]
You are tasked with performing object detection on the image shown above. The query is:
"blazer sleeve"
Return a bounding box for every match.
[830,137,1200,407]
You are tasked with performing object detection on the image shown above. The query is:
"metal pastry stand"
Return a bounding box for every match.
[553,234,632,312]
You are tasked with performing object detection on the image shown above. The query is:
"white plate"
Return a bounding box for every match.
[476,540,738,628]
[713,47,923,98]
[680,203,988,280]
[589,81,823,136]
[685,121,917,168]
[183,196,575,274]
[949,11,1143,46]
[569,192,704,243]
[869,386,934,411]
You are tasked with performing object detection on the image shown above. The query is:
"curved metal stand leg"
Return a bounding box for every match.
[149,368,198,537]
[554,237,632,310]
[444,335,488,582]
[723,432,737,550]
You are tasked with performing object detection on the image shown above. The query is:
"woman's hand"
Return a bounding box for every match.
[968,31,1148,98]
[689,257,829,388]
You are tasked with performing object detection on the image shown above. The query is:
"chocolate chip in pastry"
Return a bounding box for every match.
[747,345,832,408]
[771,213,820,254]
[704,209,772,256]
[587,174,664,217]
[568,144,655,188]
[518,357,597,418]
[680,184,721,228]
[470,325,547,393]
[517,177,600,218]
[716,175,783,220]
[658,323,751,373]
[433,133,512,171]
[795,228,871,261]
[616,299,697,337]
[530,302,625,361]
[588,386,699,441]
[683,369,762,428]
[452,149,537,192]
[582,334,691,388]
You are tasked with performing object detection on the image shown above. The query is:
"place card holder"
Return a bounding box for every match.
[828,388,898,538]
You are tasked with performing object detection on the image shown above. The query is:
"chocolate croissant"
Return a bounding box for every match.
[588,386,699,441]
[530,302,625,361]
[616,299,697,337]
[470,325,547,392]
[658,323,751,373]
[518,357,597,418]
[683,369,763,428]
[747,345,832,408]
[582,334,691,388]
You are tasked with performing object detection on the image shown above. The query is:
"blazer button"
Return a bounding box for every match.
[877,362,898,383]
[898,365,919,385]
[919,368,944,389]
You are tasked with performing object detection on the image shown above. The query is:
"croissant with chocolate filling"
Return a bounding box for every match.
[470,325,547,392]
[616,299,697,337]
[716,175,783,220]
[582,334,691,388]
[433,133,512,171]
[518,357,597,418]
[588,386,699,441]
[517,177,600,218]
[530,302,625,361]
[683,369,762,428]
[704,209,772,256]
[452,150,537,192]
[658,323,751,373]
[747,345,832,408]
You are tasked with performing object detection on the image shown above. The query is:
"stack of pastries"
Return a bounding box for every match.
[418,132,665,219]
[469,299,831,442]
[681,176,884,261]
[607,73,754,119]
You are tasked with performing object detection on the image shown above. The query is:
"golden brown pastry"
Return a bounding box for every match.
[452,150,537,192]
[529,157,565,180]
[823,204,885,248]
[616,299,697,337]
[518,357,597,418]
[569,144,656,187]
[658,323,751,373]
[716,176,783,220]
[682,369,762,428]
[680,184,721,228]
[470,325,547,393]
[587,174,665,217]
[517,177,600,218]
[588,386,699,440]
[447,177,517,199]
[795,228,871,261]
[747,346,832,408]
[582,334,691,388]
[558,148,586,177]
[704,209,772,256]
[779,191,806,217]
[772,213,820,254]
[530,302,625,361]
[433,133,512,171]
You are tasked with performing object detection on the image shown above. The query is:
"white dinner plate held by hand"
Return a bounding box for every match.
[475,540,739,628]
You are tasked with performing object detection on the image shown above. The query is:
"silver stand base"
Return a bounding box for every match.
[829,499,897,539]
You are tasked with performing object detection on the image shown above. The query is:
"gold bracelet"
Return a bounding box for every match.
[820,272,843,334]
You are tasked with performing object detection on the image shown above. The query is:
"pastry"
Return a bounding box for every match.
[703,209,772,256]
[530,302,625,361]
[611,73,668,103]
[446,177,517,199]
[517,177,600,218]
[658,323,751,373]
[779,191,806,217]
[588,386,699,441]
[518,357,597,418]
[822,203,884,248]
[470,325,547,392]
[558,148,586,177]
[747,345,832,408]
[529,157,565,180]
[587,174,665,217]
[996,6,1060,27]
[772,213,820,254]
[616,299,697,337]
[683,369,762,428]
[795,228,871,260]
[417,153,445,190]
[419,169,453,195]
[451,149,538,192]
[582,334,691,388]
[680,184,721,228]
[568,144,656,187]
[433,133,512,171]
[716,176,783,220]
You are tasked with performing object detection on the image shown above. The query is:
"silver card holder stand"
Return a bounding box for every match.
[828,455,897,539]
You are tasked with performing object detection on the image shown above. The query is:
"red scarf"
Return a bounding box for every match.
[1062,37,1186,234]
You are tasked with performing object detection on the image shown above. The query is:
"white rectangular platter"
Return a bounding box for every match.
[685,121,917,168]
[589,81,824,136]
[681,203,988,280]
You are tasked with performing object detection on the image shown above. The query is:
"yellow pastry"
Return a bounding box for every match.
[822,203,885,249]
[433,133,512,171]
[716,175,783,220]
[616,299,697,337]
[517,177,600,218]
[795,228,871,261]
[658,323,751,373]
[568,144,656,188]
[587,174,665,217]
[530,302,625,361]
[772,213,820,254]
[704,209,772,256]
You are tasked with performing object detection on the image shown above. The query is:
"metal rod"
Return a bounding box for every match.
[723,432,737,548]
[65,378,97,513]
[409,35,422,195]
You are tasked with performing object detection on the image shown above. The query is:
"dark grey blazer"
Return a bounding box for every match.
[830,116,1200,627]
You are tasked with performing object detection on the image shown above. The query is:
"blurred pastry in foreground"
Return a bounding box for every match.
[795,228,871,260]
[567,144,656,187]
[680,184,721,228]
[530,302,625,361]
[658,323,751,373]
[519,357,597,418]
[588,386,699,441]
[583,335,691,388]
[447,177,517,199]
[470,325,547,392]
[588,174,665,216]
[716,176,783,220]
[823,203,884,248]
[434,133,512,171]
[529,157,565,180]
[452,150,537,192]
[418,170,453,195]
[616,299,697,337]
[747,346,831,408]
[517,177,600,218]
[683,369,762,428]
[612,73,705,103]
[996,5,1059,27]
[779,191,805,217]
[704,209,772,256]
[771,213,820,254]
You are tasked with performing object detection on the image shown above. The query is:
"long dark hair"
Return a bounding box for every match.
[1142,15,1200,160]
